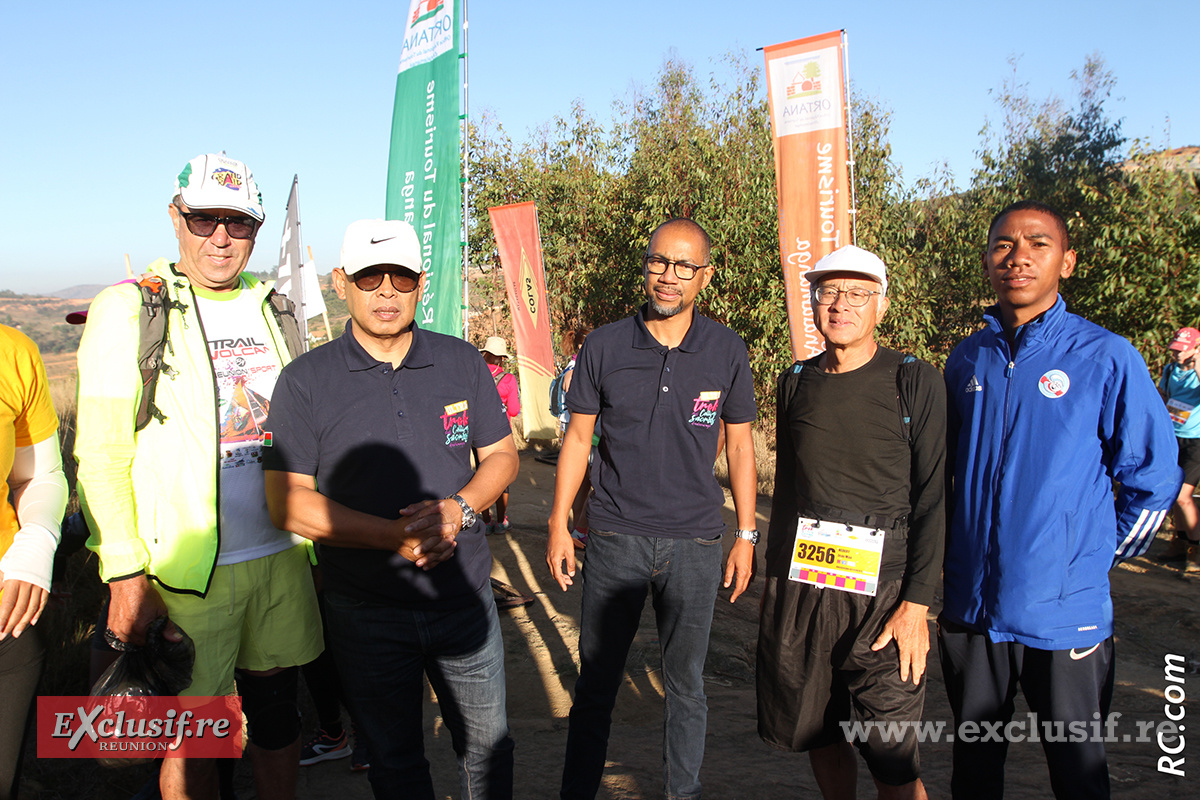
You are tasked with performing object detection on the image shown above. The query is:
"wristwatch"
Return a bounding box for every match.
[734,528,760,545]
[448,493,477,530]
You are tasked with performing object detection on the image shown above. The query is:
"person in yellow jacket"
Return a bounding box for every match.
[75,153,321,800]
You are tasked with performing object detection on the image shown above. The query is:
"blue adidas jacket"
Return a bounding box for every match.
[944,296,1181,649]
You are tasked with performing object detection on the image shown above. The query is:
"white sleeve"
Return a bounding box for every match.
[1,433,68,591]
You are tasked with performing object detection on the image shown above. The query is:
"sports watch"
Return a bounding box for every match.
[448,493,477,530]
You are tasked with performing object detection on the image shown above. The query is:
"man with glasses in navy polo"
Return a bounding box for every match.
[76,153,323,799]
[264,219,519,800]
[547,218,759,800]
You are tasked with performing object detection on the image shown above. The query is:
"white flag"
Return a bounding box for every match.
[300,259,326,320]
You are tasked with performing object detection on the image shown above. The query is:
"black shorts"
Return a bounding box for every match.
[1178,437,1200,488]
[756,576,925,786]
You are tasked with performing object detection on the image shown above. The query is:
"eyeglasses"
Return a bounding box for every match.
[643,255,708,280]
[347,267,420,293]
[812,286,882,307]
[176,209,259,240]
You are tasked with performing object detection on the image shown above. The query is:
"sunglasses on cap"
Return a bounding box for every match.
[347,267,420,293]
[176,208,260,240]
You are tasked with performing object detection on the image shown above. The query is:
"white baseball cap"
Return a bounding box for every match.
[480,336,510,358]
[339,219,424,276]
[173,153,264,222]
[804,245,888,295]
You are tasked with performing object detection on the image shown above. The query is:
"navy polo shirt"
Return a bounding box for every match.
[567,307,757,538]
[262,323,511,607]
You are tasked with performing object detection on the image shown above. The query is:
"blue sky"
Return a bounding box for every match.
[1,0,1194,295]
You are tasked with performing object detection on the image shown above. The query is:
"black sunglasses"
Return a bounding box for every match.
[348,267,420,293]
[177,209,259,240]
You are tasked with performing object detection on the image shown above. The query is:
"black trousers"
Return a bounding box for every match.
[0,623,43,800]
[938,617,1114,800]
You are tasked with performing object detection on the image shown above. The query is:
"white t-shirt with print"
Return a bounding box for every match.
[194,283,304,565]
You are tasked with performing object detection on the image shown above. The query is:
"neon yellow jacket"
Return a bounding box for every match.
[76,259,295,595]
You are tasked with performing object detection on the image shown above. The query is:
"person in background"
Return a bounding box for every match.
[0,324,68,800]
[480,336,520,534]
[557,325,592,548]
[1158,326,1200,573]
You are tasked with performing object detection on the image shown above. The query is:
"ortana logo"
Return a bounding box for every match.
[210,168,243,190]
[786,58,823,99]
[411,0,445,26]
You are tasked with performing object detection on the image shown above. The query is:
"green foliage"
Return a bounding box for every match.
[469,50,1200,420]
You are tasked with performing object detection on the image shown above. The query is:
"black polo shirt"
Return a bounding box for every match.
[262,323,510,607]
[567,306,757,538]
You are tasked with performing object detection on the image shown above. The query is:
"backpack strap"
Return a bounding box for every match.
[896,353,918,444]
[134,276,174,431]
[777,359,806,415]
[266,290,305,361]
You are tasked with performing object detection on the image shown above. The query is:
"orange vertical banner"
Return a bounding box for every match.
[487,201,559,440]
[764,30,852,360]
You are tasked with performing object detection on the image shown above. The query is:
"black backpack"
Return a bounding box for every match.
[548,364,571,417]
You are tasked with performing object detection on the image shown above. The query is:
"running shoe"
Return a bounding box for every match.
[350,729,371,772]
[299,728,350,765]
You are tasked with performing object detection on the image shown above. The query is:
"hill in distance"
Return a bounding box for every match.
[48,285,107,300]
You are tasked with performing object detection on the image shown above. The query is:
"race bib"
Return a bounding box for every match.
[787,517,885,597]
[1167,397,1194,427]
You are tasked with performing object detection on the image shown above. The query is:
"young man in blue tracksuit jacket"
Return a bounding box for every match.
[941,200,1182,800]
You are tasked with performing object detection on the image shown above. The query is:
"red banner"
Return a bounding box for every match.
[764,30,852,360]
[487,202,558,439]
[37,696,243,761]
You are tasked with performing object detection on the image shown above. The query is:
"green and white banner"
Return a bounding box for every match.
[385,0,462,337]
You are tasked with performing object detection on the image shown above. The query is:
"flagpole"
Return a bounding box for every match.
[842,30,858,247]
[460,0,471,339]
[292,177,306,328]
[308,245,332,343]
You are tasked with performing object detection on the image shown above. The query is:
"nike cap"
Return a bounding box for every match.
[173,153,264,222]
[339,219,424,277]
[1169,326,1200,351]
[804,245,888,295]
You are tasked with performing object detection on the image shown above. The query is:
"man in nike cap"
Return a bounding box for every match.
[264,218,519,798]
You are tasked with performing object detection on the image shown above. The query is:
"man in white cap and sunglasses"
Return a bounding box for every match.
[757,245,946,800]
[264,219,519,799]
[75,153,322,798]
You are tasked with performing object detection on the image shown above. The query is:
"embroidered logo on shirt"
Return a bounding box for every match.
[687,391,721,428]
[442,401,469,447]
[965,375,982,393]
[1038,369,1070,399]
[1069,643,1101,660]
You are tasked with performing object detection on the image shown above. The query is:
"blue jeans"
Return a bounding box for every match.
[561,530,724,800]
[324,584,513,800]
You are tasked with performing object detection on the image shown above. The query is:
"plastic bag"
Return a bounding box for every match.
[89,617,196,767]
[91,617,195,698]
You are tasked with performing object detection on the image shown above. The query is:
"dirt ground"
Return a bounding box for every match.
[261,448,1199,800]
